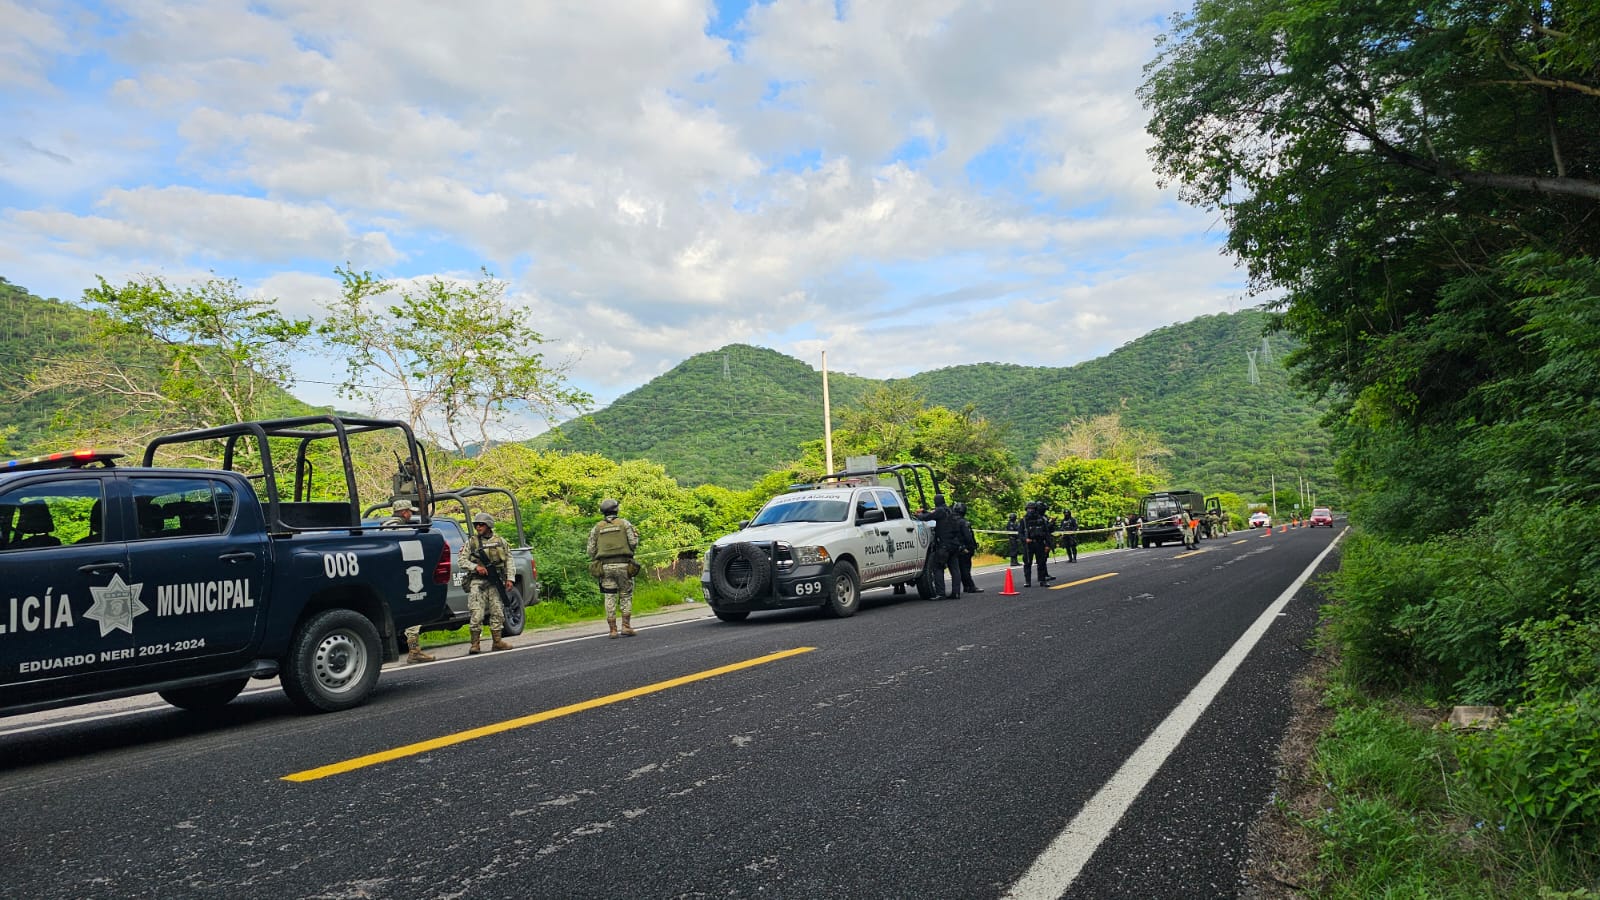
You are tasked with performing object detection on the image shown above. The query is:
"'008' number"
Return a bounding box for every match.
[793,580,823,596]
[323,552,360,579]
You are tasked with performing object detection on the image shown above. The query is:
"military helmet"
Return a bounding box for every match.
[599,498,620,515]
[472,511,495,527]
[952,502,967,516]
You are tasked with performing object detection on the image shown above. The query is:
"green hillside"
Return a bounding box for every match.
[902,310,1331,496]
[0,277,322,455]
[540,343,882,488]
[0,277,131,451]
[545,309,1336,500]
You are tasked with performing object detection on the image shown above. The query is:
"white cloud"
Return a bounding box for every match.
[0,0,70,89]
[1,0,1245,422]
[92,187,400,265]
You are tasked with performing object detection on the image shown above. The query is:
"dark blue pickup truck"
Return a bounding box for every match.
[0,416,451,717]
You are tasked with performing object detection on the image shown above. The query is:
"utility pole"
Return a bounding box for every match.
[1271,473,1277,522]
[821,350,834,475]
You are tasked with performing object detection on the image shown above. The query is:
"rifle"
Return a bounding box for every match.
[468,542,514,609]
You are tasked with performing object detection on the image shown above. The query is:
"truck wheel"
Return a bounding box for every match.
[713,608,750,622]
[502,586,526,636]
[280,609,382,713]
[823,560,860,618]
[159,678,248,712]
[915,562,939,600]
[711,542,771,603]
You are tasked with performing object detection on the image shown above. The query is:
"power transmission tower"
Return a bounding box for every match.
[1246,350,1259,384]
[1259,336,1274,365]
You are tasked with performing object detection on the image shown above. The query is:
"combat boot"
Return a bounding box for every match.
[620,615,636,637]
[490,628,512,652]
[468,627,482,654]
[607,617,618,639]
[406,635,435,664]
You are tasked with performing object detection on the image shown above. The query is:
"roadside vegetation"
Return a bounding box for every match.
[1145,0,1600,893]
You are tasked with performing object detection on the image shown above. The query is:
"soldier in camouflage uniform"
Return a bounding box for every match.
[587,498,641,638]
[383,499,435,663]
[460,511,513,654]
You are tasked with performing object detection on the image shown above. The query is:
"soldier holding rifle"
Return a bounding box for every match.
[461,511,514,654]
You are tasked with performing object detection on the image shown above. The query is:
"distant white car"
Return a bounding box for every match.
[1249,511,1272,528]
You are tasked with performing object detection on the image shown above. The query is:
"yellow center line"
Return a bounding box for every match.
[1049,572,1119,590]
[1174,548,1211,559]
[283,646,817,782]
[1231,539,1249,545]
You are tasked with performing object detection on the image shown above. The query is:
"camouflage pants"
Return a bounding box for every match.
[599,562,634,619]
[467,579,506,630]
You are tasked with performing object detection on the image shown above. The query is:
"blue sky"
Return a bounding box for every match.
[0,0,1243,436]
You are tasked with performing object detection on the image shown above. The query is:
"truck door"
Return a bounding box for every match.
[874,488,924,585]
[852,490,885,582]
[0,475,132,697]
[124,475,268,668]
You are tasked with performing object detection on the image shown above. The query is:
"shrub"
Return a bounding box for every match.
[1460,689,1600,842]
[523,504,602,611]
[1507,614,1600,705]
[1322,532,1437,692]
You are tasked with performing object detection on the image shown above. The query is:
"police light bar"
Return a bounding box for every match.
[1,449,125,471]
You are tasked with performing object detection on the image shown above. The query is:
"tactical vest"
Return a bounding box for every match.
[593,518,633,560]
[1026,514,1050,539]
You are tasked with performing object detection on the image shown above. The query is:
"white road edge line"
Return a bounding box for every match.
[1004,527,1348,899]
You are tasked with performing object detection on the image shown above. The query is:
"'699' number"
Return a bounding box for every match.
[792,580,824,597]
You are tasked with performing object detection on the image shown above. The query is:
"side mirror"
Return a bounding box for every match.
[857,508,885,525]
[738,520,750,530]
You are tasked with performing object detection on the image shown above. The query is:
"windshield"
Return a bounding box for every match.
[1313,508,1331,517]
[749,497,850,526]
[1144,497,1181,518]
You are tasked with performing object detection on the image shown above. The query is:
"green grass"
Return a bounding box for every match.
[419,575,705,647]
[1300,664,1600,898]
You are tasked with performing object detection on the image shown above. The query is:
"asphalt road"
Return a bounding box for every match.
[0,524,1342,899]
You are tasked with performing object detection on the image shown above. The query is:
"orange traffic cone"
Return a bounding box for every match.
[1000,568,1020,596]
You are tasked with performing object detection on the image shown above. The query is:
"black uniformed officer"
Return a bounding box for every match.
[1022,501,1055,587]
[916,493,964,599]
[1005,513,1021,566]
[1060,508,1079,563]
[953,502,983,593]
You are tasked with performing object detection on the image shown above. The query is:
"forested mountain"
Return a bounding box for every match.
[0,277,320,453]
[546,309,1335,499]
[0,277,164,450]
[539,343,883,488]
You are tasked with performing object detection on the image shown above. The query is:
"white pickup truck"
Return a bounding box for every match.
[701,462,945,622]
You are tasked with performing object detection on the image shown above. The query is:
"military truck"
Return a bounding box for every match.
[1139,490,1200,548]
[702,461,945,622]
[0,416,450,718]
